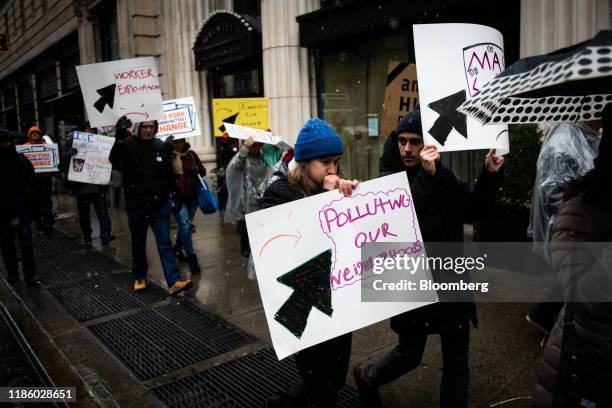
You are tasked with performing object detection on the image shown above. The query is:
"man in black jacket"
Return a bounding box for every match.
[0,128,39,286]
[109,117,191,295]
[353,108,504,408]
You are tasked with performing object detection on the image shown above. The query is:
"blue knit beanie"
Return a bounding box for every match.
[396,106,422,136]
[294,118,344,161]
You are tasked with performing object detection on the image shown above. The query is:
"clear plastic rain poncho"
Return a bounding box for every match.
[224,146,273,224]
[528,123,600,263]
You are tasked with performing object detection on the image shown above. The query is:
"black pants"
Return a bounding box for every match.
[363,328,470,408]
[76,193,112,240]
[238,219,250,254]
[0,213,36,281]
[32,176,53,229]
[289,333,352,408]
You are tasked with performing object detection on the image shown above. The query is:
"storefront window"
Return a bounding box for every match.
[319,34,486,185]
[320,33,410,181]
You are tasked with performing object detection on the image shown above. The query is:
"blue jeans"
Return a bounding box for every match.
[173,200,198,256]
[126,200,182,286]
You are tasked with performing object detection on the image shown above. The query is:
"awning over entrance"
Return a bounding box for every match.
[193,10,262,71]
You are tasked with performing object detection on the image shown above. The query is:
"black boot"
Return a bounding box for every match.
[188,254,201,275]
[174,244,188,262]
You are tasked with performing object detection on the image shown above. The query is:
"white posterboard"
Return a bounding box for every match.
[413,24,509,154]
[68,132,115,185]
[157,97,201,139]
[246,172,434,359]
[76,57,163,128]
[223,123,292,151]
[16,143,59,173]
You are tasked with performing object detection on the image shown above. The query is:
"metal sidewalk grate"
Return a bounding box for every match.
[105,273,168,304]
[151,348,362,408]
[33,230,88,258]
[49,276,143,322]
[88,301,256,380]
[37,254,102,285]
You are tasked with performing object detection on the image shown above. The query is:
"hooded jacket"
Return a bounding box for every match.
[380,131,502,332]
[109,121,176,209]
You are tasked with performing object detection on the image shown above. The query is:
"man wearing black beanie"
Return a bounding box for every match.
[353,107,505,408]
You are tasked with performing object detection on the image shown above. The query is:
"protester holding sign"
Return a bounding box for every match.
[353,107,504,408]
[24,126,54,234]
[224,136,273,257]
[62,124,115,245]
[170,137,206,275]
[109,116,192,295]
[262,118,358,408]
[0,129,39,286]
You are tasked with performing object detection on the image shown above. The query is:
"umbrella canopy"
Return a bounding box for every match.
[458,30,612,125]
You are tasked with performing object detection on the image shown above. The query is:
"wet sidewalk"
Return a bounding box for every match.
[0,193,544,407]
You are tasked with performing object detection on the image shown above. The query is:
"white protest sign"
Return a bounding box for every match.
[224,123,292,151]
[413,24,509,154]
[246,172,434,359]
[157,97,201,139]
[68,132,115,185]
[76,57,163,128]
[16,143,59,173]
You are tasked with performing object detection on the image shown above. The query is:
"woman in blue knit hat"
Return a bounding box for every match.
[262,117,358,408]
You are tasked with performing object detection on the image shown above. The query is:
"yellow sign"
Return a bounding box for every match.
[212,97,269,137]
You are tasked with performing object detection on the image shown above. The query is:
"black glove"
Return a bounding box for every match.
[188,166,200,176]
[115,116,132,141]
[67,147,78,156]
[165,135,175,143]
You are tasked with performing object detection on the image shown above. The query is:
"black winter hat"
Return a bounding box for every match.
[396,106,423,136]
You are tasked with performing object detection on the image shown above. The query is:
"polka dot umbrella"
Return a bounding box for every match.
[458,30,612,125]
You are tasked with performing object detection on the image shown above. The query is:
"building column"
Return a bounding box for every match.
[520,0,611,57]
[261,0,320,145]
[158,0,218,166]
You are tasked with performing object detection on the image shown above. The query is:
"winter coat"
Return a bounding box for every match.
[532,180,612,407]
[0,148,35,217]
[379,131,502,333]
[171,144,206,202]
[262,173,309,209]
[108,123,175,210]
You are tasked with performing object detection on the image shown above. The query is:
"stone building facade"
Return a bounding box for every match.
[1,0,610,174]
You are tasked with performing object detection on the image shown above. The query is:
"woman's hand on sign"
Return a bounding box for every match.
[323,175,358,196]
[420,144,440,176]
[338,178,359,197]
[484,149,504,173]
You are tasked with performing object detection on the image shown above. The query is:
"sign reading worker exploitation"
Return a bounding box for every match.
[157,97,201,139]
[76,57,163,128]
[246,172,435,359]
[68,132,115,185]
[16,143,60,173]
[413,24,509,153]
[212,97,268,137]
[381,62,419,139]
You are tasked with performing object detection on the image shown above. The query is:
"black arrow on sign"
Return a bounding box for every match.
[427,90,468,146]
[218,112,239,134]
[274,249,334,339]
[93,84,117,113]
